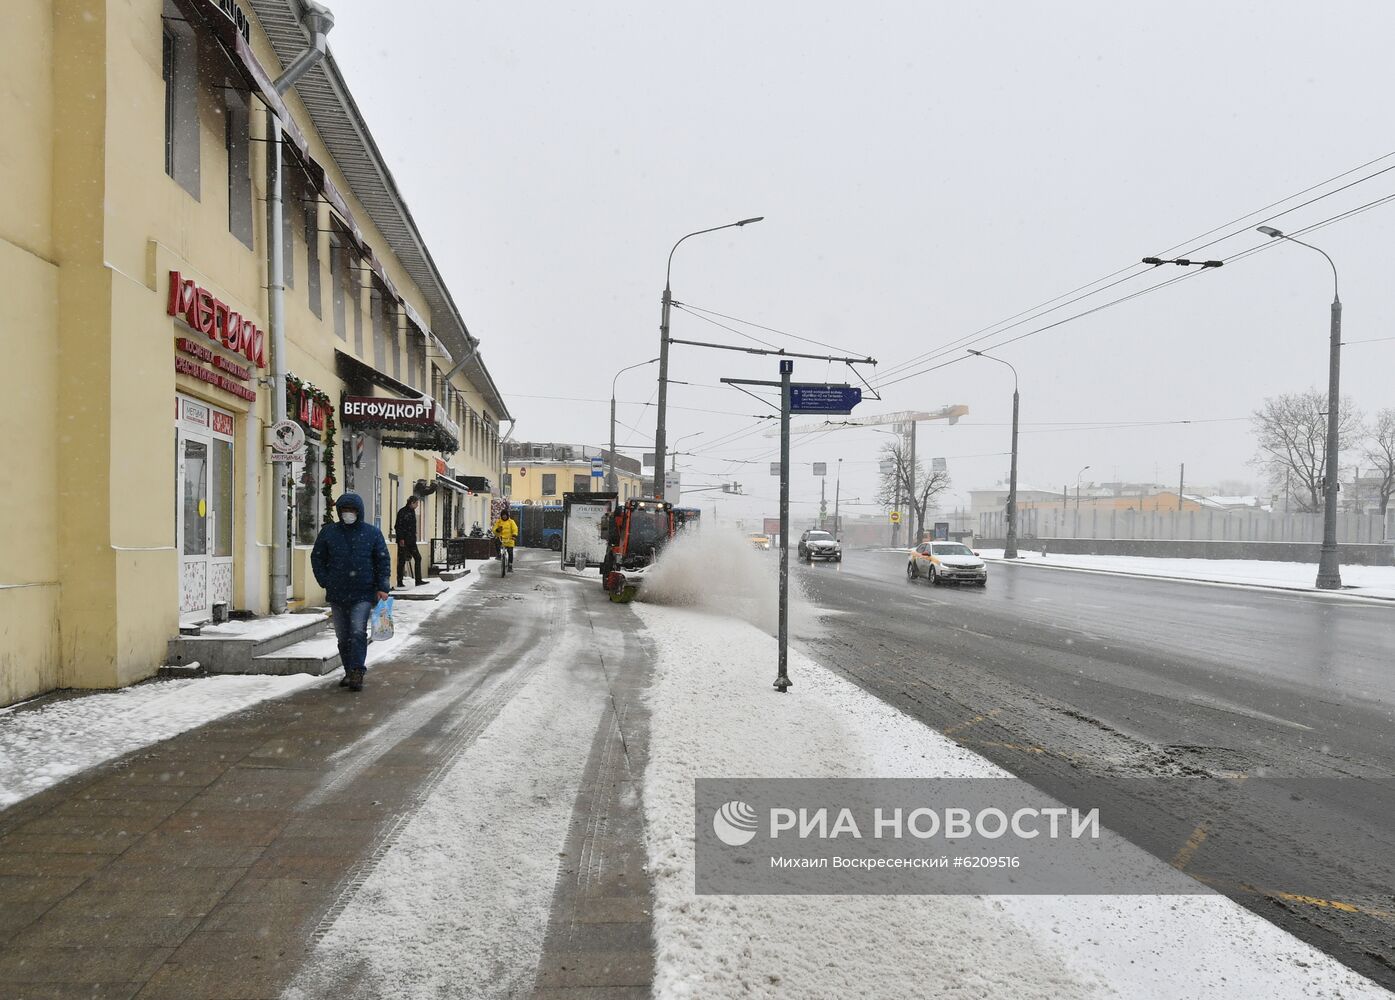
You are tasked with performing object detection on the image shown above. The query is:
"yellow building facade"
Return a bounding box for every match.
[501,442,645,507]
[0,0,511,706]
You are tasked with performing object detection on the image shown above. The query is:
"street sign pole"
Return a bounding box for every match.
[776,359,792,692]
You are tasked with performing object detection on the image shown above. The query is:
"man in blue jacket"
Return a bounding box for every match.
[311,492,391,692]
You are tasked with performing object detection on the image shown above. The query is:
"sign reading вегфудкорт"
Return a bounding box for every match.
[340,396,435,425]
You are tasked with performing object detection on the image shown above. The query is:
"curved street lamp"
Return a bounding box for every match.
[610,357,658,493]
[653,218,764,495]
[968,349,1020,558]
[1257,225,1343,589]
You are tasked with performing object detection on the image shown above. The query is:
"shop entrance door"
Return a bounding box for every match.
[176,396,235,622]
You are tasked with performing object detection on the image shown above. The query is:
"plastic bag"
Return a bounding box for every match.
[369,596,395,642]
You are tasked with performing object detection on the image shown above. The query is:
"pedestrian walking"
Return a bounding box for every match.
[311,492,391,692]
[395,495,426,587]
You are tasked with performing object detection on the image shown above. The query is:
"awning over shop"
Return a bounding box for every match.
[340,391,460,455]
[335,349,421,400]
[435,474,469,495]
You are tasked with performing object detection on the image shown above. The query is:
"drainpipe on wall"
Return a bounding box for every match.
[500,418,516,504]
[267,1,335,614]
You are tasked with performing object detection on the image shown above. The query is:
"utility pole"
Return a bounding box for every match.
[653,218,763,497]
[834,458,842,539]
[777,360,792,692]
[819,476,826,530]
[1178,463,1185,512]
[908,420,918,544]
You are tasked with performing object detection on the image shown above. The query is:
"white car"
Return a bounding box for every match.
[907,541,987,587]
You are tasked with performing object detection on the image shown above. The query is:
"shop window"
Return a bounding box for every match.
[328,238,345,338]
[542,473,557,497]
[161,4,199,198]
[224,90,253,248]
[306,201,322,318]
[294,442,322,545]
[212,439,234,557]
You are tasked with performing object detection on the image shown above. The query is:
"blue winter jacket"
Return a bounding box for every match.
[310,492,392,605]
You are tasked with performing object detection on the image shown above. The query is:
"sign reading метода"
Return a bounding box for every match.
[341,396,435,425]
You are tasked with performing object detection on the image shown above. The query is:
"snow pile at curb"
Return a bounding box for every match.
[634,602,1389,999]
[0,563,488,810]
[979,549,1395,600]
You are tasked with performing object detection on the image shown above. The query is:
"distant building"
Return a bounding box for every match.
[503,441,643,504]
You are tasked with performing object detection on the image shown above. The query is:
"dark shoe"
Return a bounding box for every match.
[338,673,350,688]
[414,579,426,586]
[348,670,365,692]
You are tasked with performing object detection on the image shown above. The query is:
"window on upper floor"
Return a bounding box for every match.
[542,474,557,497]
[328,235,345,339]
[161,4,199,197]
[224,89,252,248]
[306,199,322,317]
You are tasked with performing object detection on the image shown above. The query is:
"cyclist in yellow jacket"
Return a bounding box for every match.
[493,508,520,571]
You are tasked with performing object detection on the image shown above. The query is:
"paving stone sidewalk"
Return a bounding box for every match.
[0,554,657,999]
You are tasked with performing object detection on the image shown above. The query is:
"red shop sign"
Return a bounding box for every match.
[167,271,267,369]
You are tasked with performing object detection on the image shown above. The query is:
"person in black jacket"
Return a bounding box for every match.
[394,495,425,587]
[311,492,391,691]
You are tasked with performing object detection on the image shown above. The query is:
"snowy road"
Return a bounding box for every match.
[793,548,1395,989]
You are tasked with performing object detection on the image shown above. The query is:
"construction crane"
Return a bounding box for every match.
[764,404,970,546]
[764,404,970,437]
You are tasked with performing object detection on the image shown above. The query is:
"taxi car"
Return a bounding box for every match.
[907,541,987,586]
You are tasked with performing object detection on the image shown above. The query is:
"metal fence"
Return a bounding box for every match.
[978,507,1391,544]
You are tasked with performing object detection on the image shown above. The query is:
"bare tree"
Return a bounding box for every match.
[876,440,950,544]
[1251,390,1362,513]
[1365,408,1395,515]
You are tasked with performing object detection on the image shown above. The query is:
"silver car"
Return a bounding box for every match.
[798,529,842,562]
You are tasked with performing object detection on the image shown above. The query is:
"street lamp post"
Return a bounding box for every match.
[654,217,763,496]
[1257,225,1343,590]
[610,358,658,493]
[1075,465,1091,510]
[968,349,1020,558]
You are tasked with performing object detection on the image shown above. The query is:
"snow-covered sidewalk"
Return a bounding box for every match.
[0,562,488,809]
[634,601,1390,999]
[977,549,1395,600]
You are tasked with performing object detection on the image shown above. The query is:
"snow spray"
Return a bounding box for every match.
[638,525,821,637]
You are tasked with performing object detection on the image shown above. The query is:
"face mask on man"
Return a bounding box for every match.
[340,511,358,525]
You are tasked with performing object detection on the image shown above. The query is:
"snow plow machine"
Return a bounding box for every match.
[600,497,675,602]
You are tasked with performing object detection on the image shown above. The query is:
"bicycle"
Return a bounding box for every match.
[498,539,514,577]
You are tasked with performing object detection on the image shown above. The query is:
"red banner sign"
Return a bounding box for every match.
[168,271,266,368]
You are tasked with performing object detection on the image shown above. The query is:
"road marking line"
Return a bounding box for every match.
[1171,822,1208,871]
[942,708,1002,736]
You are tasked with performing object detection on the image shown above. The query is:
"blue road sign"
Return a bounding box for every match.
[789,385,862,415]
[591,457,604,478]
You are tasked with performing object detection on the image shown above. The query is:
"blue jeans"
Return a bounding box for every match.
[330,599,373,672]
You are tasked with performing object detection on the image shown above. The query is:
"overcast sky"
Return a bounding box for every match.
[326,0,1394,522]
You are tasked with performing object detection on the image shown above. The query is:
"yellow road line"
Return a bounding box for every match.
[1171,822,1208,871]
[943,708,1002,736]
